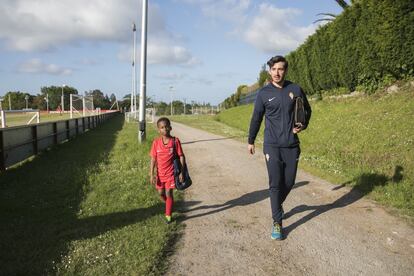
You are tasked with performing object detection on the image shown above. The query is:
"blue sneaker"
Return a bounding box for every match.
[271,222,283,240]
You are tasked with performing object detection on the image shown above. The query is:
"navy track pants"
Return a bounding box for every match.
[263,145,300,224]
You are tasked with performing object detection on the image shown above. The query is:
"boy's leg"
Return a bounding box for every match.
[158,188,166,202]
[165,188,174,217]
[280,146,300,204]
[264,145,283,225]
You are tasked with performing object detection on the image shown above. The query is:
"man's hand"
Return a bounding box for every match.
[293,123,303,134]
[248,144,255,155]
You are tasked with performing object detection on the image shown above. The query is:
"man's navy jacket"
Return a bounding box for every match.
[248,81,312,147]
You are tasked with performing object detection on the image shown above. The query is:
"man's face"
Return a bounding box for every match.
[269,61,287,85]
[157,121,171,136]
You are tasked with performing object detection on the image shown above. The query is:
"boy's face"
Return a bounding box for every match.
[157,121,171,136]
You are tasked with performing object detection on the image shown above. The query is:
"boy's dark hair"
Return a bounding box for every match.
[157,117,171,126]
[267,55,288,70]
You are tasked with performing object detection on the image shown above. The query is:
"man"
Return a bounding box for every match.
[248,55,311,240]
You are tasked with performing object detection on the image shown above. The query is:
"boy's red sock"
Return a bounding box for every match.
[166,196,174,216]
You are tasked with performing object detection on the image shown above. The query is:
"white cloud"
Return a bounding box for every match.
[118,37,201,67]
[154,73,187,80]
[243,4,316,53]
[17,58,73,75]
[178,1,316,53]
[177,0,251,24]
[0,0,199,67]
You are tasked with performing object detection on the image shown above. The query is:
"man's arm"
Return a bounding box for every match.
[301,89,312,130]
[248,93,265,154]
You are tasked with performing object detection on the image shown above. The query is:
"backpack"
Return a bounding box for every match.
[172,137,192,190]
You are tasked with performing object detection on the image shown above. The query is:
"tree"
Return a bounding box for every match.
[335,0,350,9]
[258,64,269,87]
[40,86,78,111]
[86,89,111,109]
[2,91,37,110]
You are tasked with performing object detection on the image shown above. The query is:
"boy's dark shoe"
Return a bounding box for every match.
[271,222,283,240]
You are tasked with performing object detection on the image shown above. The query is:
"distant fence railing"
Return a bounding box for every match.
[0,111,119,171]
[238,90,259,105]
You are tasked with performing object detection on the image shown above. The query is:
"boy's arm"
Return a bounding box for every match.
[178,155,185,182]
[150,157,157,185]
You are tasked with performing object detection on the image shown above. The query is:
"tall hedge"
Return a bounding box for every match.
[286,0,414,95]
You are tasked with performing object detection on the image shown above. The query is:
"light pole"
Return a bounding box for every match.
[0,97,3,110]
[138,0,148,143]
[183,98,186,115]
[169,86,174,115]
[25,95,29,109]
[61,84,66,112]
[132,22,137,112]
[44,94,49,113]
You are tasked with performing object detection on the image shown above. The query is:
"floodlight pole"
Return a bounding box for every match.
[138,0,148,143]
[132,22,137,113]
[25,95,29,109]
[61,84,66,112]
[169,86,174,115]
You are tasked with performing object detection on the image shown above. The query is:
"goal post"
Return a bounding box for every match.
[70,94,95,118]
[125,108,155,123]
[0,109,40,128]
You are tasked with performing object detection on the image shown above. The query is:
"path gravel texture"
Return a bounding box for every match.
[166,121,414,276]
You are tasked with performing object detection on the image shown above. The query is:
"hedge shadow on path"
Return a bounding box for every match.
[284,166,404,238]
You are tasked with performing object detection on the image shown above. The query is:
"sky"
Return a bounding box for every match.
[0,0,343,105]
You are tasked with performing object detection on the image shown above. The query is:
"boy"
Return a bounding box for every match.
[150,117,185,223]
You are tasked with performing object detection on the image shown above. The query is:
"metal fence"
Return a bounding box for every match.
[238,90,259,105]
[0,111,119,171]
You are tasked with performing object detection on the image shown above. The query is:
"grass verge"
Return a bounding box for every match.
[0,115,181,275]
[172,85,414,219]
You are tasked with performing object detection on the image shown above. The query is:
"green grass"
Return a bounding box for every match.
[0,115,181,275]
[3,112,90,127]
[172,85,414,219]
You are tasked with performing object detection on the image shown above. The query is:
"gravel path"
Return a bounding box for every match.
[166,121,414,276]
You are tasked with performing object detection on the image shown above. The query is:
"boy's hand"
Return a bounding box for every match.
[150,175,157,186]
[179,172,184,183]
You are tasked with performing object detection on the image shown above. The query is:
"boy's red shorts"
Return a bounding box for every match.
[156,176,175,190]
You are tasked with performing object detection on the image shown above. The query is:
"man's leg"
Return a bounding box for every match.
[280,146,300,204]
[264,146,283,224]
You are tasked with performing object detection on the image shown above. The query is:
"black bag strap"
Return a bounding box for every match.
[172,137,178,159]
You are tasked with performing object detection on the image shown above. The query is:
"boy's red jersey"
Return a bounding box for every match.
[150,137,184,182]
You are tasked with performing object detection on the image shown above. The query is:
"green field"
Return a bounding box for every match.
[172,84,414,219]
[0,115,181,275]
[1,112,92,127]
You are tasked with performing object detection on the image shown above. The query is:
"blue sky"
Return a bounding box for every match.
[0,0,343,105]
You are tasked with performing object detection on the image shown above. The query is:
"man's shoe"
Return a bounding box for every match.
[165,215,172,224]
[271,222,283,240]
